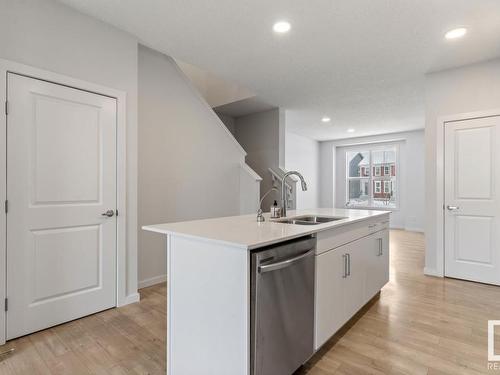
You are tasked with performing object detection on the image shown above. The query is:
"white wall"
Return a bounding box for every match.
[319,130,425,231]
[0,0,139,300]
[285,132,320,209]
[216,112,237,136]
[239,164,261,215]
[424,58,500,274]
[138,45,255,287]
[233,109,282,209]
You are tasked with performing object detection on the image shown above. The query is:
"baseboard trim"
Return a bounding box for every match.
[404,226,424,233]
[389,225,404,230]
[119,292,140,307]
[139,274,167,289]
[424,267,443,277]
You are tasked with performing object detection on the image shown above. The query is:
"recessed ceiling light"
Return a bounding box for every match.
[347,128,355,133]
[273,21,291,33]
[445,27,467,40]
[321,117,331,123]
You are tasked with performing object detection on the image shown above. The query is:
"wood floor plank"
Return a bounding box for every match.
[0,337,52,375]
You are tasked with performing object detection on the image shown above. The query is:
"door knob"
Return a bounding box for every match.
[101,209,115,217]
[447,205,460,211]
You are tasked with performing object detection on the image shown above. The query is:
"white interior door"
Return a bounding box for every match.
[6,73,117,339]
[444,115,500,285]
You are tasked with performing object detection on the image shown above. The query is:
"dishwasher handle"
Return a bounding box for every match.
[259,249,315,273]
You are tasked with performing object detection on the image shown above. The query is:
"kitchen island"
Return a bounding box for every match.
[143,208,390,375]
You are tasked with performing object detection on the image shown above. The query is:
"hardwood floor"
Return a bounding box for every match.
[1,230,499,374]
[0,284,168,375]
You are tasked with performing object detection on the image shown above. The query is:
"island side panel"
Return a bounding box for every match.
[167,235,250,375]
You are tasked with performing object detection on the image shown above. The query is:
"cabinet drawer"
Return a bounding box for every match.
[316,215,389,255]
[371,217,390,232]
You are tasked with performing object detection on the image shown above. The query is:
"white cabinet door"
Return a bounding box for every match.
[315,236,368,350]
[365,230,390,299]
[315,228,390,350]
[6,73,117,339]
[342,239,366,320]
[364,234,380,299]
[378,230,390,290]
[444,116,500,285]
[315,244,347,349]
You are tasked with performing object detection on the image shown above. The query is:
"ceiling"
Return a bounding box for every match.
[174,58,256,108]
[59,0,500,141]
[214,97,276,118]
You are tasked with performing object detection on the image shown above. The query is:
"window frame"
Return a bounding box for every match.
[345,144,399,211]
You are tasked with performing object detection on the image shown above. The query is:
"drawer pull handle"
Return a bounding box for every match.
[342,254,347,278]
[259,249,314,273]
[377,238,383,256]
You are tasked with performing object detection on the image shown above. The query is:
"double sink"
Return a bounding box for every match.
[274,215,346,226]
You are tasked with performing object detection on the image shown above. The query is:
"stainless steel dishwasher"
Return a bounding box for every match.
[250,235,316,375]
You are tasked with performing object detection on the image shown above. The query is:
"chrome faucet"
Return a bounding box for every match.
[256,187,278,222]
[281,171,307,217]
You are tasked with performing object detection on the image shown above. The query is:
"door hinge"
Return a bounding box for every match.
[4,200,8,214]
[5,101,8,116]
[4,298,8,312]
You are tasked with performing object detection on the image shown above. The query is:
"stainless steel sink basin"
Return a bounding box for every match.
[295,215,345,223]
[275,215,346,225]
[277,219,319,225]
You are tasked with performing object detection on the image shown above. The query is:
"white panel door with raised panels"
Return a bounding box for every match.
[6,73,117,339]
[444,115,500,285]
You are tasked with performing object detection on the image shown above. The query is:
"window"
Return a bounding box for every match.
[346,146,398,209]
[359,166,369,177]
[384,181,390,193]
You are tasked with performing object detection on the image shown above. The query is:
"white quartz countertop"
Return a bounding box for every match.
[142,208,390,250]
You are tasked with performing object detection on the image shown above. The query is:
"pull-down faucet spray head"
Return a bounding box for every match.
[281,171,308,217]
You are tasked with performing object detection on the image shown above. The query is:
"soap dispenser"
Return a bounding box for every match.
[270,200,281,218]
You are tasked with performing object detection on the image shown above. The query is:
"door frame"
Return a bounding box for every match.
[434,108,500,278]
[0,58,129,344]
